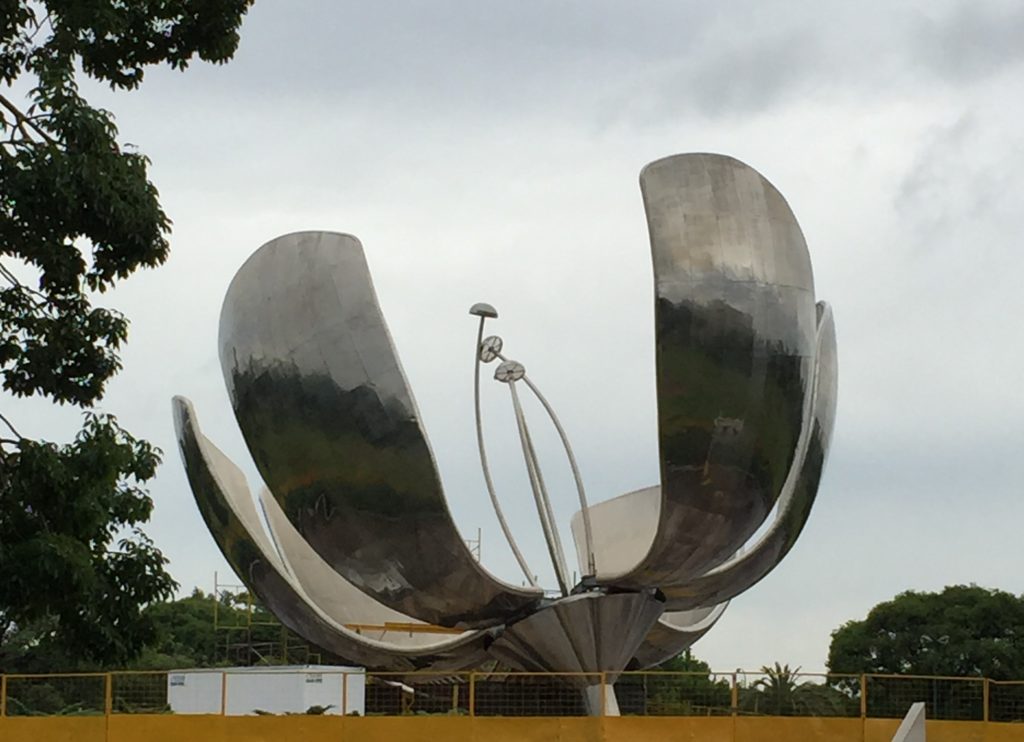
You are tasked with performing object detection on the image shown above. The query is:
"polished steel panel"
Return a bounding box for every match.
[487,591,665,682]
[601,153,819,588]
[570,486,660,578]
[654,302,838,609]
[257,486,487,650]
[630,603,729,669]
[218,232,542,628]
[173,396,490,671]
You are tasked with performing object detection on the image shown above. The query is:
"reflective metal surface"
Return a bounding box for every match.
[174,152,837,699]
[488,591,665,681]
[218,232,541,628]
[257,487,480,650]
[599,153,820,593]
[172,396,490,671]
[630,603,729,669]
[653,302,838,610]
[570,486,660,578]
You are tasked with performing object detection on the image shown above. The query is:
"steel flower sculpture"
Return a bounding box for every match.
[173,153,837,714]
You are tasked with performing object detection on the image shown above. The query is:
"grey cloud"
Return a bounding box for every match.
[659,29,825,118]
[895,111,1020,250]
[911,2,1024,82]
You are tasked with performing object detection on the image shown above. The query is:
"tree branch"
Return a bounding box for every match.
[0,411,23,439]
[27,12,52,43]
[0,93,56,145]
[0,262,49,304]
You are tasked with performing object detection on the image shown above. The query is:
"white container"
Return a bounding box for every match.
[166,665,366,716]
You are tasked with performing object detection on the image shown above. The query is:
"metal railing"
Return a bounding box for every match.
[0,669,1016,720]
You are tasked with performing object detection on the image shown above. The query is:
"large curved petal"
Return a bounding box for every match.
[172,396,490,671]
[603,153,819,586]
[655,302,838,609]
[574,305,835,610]
[630,602,730,669]
[217,232,541,628]
[257,486,481,649]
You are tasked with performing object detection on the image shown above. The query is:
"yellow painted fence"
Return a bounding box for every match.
[2,669,1024,741]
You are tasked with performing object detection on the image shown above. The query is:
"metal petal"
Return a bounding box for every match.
[604,153,819,586]
[217,232,542,628]
[630,602,730,669]
[256,485,488,650]
[570,486,660,577]
[654,302,838,609]
[172,395,490,671]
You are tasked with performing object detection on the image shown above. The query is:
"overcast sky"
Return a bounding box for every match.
[5,0,1024,673]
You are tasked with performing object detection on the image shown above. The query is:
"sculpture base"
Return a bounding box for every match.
[487,589,664,715]
[582,683,621,716]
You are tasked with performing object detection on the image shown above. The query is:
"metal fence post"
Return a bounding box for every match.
[983,677,990,723]
[1,674,6,718]
[730,672,738,716]
[220,671,227,716]
[104,672,113,716]
[600,672,607,717]
[860,674,867,719]
[342,672,348,715]
[469,672,476,717]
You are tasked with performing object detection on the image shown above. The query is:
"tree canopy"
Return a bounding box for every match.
[828,585,1024,680]
[1,589,321,673]
[0,0,253,669]
[741,663,854,717]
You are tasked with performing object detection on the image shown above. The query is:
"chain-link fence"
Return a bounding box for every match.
[863,674,985,720]
[0,669,1017,720]
[111,672,170,714]
[734,672,861,718]
[363,672,469,716]
[990,680,1024,723]
[3,674,106,716]
[616,671,734,715]
[471,672,599,716]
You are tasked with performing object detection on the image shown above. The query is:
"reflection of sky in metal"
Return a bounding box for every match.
[175,154,836,674]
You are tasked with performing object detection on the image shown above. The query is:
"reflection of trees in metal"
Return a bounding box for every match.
[173,153,837,712]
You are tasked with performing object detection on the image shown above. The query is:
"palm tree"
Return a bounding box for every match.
[742,663,855,717]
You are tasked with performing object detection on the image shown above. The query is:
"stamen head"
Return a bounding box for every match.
[469,302,498,318]
[480,335,503,363]
[495,360,525,383]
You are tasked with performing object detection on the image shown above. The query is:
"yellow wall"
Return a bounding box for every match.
[2,714,1024,741]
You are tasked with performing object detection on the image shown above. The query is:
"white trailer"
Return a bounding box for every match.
[166,665,366,716]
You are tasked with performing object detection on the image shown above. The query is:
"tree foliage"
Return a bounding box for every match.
[0,588,317,673]
[740,662,855,717]
[0,0,253,669]
[0,413,175,667]
[828,585,1024,680]
[136,589,313,670]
